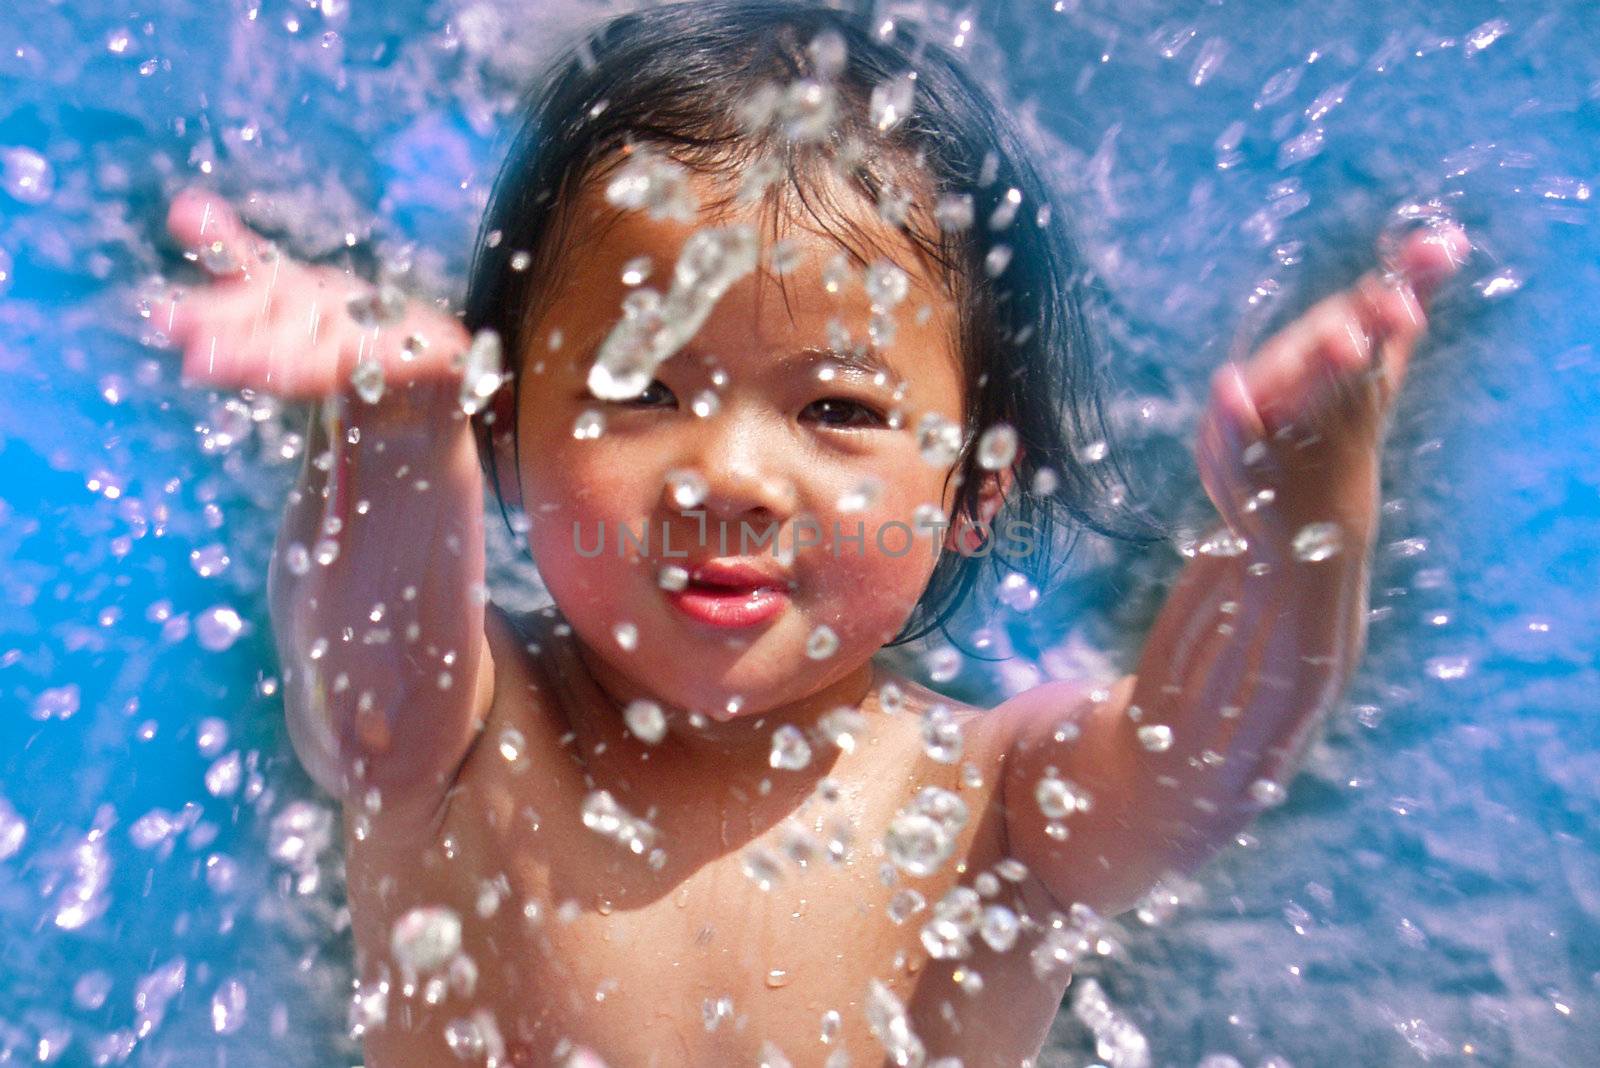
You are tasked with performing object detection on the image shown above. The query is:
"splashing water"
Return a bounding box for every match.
[2,1,1596,1065]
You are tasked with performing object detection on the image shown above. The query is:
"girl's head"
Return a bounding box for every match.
[463,0,1159,718]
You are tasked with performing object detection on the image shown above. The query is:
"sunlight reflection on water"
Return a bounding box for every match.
[1,1,1596,1064]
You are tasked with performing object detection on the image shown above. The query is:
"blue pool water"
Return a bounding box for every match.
[1,1,1596,1065]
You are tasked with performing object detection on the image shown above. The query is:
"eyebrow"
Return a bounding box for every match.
[782,346,902,387]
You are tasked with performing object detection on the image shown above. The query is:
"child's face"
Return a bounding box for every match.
[508,167,968,721]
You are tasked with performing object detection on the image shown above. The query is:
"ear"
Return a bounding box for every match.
[943,462,1019,555]
[483,387,525,513]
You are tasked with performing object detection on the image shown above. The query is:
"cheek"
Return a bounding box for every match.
[804,471,949,642]
[520,439,657,589]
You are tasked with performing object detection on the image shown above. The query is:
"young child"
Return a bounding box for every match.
[149,2,1468,1065]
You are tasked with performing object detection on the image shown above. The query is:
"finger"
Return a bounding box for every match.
[166,187,275,279]
[146,284,197,349]
[1198,362,1283,522]
[259,312,347,399]
[1241,294,1373,434]
[1208,361,1270,447]
[1350,271,1426,406]
[1388,222,1470,308]
[174,286,281,390]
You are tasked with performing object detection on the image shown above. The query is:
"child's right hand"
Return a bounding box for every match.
[150,186,470,401]
[148,190,496,807]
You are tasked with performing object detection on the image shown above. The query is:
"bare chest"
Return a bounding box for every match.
[343,619,1065,1065]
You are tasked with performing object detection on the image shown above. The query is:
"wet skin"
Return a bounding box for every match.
[153,176,1466,1065]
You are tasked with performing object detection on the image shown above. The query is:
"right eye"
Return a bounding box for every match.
[616,379,677,409]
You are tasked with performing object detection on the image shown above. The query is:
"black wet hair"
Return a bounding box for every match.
[463,0,1165,651]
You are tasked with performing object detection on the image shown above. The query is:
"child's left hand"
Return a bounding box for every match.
[992,222,1470,921]
[1196,223,1471,555]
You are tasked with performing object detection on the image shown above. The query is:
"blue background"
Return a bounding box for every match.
[0,1,1595,1064]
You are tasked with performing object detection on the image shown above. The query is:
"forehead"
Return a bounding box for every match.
[528,159,962,387]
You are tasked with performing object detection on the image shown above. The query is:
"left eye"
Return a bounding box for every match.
[802,397,886,429]
[618,379,677,408]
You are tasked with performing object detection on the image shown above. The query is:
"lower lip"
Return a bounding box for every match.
[666,584,789,627]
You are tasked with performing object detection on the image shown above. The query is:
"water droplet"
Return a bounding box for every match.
[869,75,916,132]
[189,543,231,577]
[613,621,638,652]
[924,645,960,683]
[934,193,975,232]
[444,1010,505,1062]
[765,968,791,989]
[806,624,839,660]
[605,149,698,221]
[770,725,813,770]
[620,255,653,286]
[980,904,1020,952]
[1136,724,1175,753]
[666,468,708,509]
[624,700,668,741]
[498,728,526,764]
[866,979,925,1067]
[887,888,926,924]
[742,846,784,889]
[210,977,248,1035]
[30,684,80,722]
[819,707,866,753]
[73,970,112,1012]
[350,354,386,405]
[657,564,690,592]
[916,413,963,466]
[582,790,658,854]
[457,329,505,415]
[865,260,910,309]
[0,796,27,860]
[204,852,239,894]
[920,704,963,764]
[837,479,882,513]
[972,422,1011,470]
[390,906,462,975]
[1425,654,1472,681]
[984,244,1013,277]
[884,787,968,877]
[1291,521,1343,562]
[572,409,601,441]
[195,605,245,651]
[133,959,188,1037]
[345,284,406,329]
[284,542,311,575]
[268,801,333,868]
[1198,529,1249,557]
[1035,772,1092,819]
[702,994,735,1032]
[1249,778,1288,807]
[204,752,243,797]
[998,573,1039,612]
[1463,16,1510,56]
[1,146,53,205]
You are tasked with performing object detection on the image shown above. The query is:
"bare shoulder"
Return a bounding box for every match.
[869,664,1010,778]
[987,673,1135,751]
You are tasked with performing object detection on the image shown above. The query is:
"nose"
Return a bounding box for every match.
[662,404,799,524]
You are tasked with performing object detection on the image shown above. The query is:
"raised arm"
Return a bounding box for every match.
[995,223,1470,917]
[152,188,497,815]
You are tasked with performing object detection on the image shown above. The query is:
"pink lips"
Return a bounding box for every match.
[666,560,792,628]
